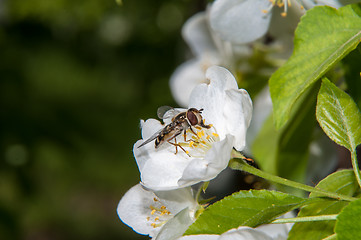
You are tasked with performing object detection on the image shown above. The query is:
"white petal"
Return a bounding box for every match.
[210,0,272,44]
[136,143,190,190]
[178,134,234,186]
[170,55,220,107]
[155,208,195,240]
[224,89,252,151]
[219,227,273,240]
[189,66,253,151]
[178,235,219,240]
[116,184,160,237]
[154,187,198,214]
[182,12,218,56]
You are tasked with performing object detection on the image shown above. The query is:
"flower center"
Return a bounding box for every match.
[146,197,172,228]
[262,0,296,17]
[177,124,220,158]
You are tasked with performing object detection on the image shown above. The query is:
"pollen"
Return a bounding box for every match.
[154,217,159,221]
[281,12,287,17]
[197,130,205,138]
[151,223,157,228]
[189,141,194,147]
[212,132,219,137]
[151,209,156,215]
[161,206,166,210]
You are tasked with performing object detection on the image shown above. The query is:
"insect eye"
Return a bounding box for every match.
[187,110,198,125]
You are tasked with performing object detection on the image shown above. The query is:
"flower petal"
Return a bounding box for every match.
[178,134,234,186]
[210,0,272,44]
[170,55,220,107]
[182,12,218,56]
[116,184,160,237]
[219,226,274,240]
[189,66,252,151]
[154,208,195,240]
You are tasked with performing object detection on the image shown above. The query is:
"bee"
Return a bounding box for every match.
[138,106,211,154]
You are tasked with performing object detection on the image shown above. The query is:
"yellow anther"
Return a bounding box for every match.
[151,223,157,228]
[186,150,189,154]
[161,206,166,210]
[262,9,269,13]
[206,135,210,140]
[155,217,159,221]
[208,124,213,127]
[212,132,219,137]
[160,210,169,216]
[146,217,150,221]
[189,141,194,147]
[195,126,202,130]
[281,12,287,17]
[153,197,158,202]
[151,209,156,215]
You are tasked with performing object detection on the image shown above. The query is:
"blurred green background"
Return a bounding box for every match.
[0,0,204,239]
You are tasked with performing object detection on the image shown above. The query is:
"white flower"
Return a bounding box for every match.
[117,184,199,240]
[134,66,252,191]
[177,225,289,240]
[170,11,253,107]
[209,0,361,45]
[209,0,304,44]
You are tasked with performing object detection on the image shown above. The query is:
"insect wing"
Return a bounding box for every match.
[157,106,180,120]
[137,128,163,148]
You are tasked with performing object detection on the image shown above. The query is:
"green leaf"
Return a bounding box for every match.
[316,78,361,151]
[252,84,318,195]
[185,190,314,235]
[270,4,361,129]
[288,170,360,240]
[335,198,361,240]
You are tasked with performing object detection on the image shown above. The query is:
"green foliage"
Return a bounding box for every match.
[316,78,361,151]
[185,190,315,235]
[288,170,360,240]
[335,198,361,240]
[270,4,361,129]
[253,84,318,192]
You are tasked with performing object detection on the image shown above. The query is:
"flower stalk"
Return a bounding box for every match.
[271,214,337,224]
[351,149,361,189]
[229,152,357,202]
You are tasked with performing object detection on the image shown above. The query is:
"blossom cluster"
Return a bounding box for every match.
[116,0,356,239]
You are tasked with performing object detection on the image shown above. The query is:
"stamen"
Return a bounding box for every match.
[212,133,219,137]
[151,209,156,215]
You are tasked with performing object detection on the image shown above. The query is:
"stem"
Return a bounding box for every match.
[322,234,337,240]
[271,214,337,224]
[351,149,361,189]
[229,157,357,202]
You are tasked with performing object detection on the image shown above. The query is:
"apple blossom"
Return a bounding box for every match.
[134,66,252,191]
[170,11,252,107]
[209,0,361,45]
[117,184,200,239]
